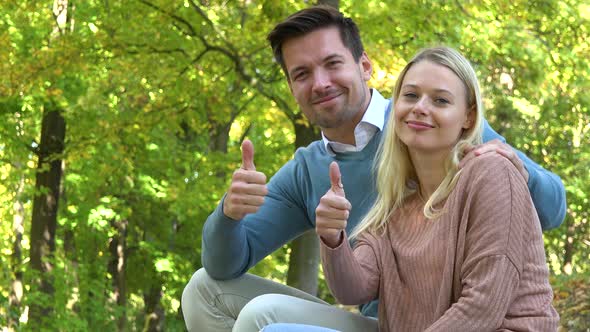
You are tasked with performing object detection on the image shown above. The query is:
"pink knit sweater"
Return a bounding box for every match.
[321,154,559,331]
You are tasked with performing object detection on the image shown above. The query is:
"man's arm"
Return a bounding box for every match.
[479,119,566,230]
[202,159,313,280]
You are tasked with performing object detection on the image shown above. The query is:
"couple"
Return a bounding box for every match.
[183,5,563,332]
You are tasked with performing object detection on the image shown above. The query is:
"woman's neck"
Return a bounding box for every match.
[409,149,449,200]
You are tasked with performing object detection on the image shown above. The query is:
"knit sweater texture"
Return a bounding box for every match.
[321,154,559,331]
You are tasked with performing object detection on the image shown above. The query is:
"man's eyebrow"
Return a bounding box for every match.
[288,53,346,77]
[324,54,344,62]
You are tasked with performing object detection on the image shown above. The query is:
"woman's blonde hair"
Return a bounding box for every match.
[351,46,484,239]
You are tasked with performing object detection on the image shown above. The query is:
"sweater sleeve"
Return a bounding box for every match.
[425,256,520,331]
[426,154,533,331]
[320,232,380,305]
[202,159,313,280]
[482,119,566,230]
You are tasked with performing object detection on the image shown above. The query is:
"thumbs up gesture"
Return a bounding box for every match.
[315,162,351,248]
[223,139,268,221]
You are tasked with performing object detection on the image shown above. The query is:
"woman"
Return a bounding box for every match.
[263,46,558,331]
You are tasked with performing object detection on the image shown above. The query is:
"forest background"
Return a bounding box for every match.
[0,0,589,331]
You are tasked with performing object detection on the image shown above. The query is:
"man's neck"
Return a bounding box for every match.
[322,120,360,145]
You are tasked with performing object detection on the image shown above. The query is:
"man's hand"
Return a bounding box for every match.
[459,139,529,182]
[223,139,268,220]
[315,162,351,248]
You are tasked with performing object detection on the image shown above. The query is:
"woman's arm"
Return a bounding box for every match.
[320,232,381,305]
[425,256,520,331]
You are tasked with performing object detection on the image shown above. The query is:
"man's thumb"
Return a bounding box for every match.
[241,139,256,170]
[329,162,345,197]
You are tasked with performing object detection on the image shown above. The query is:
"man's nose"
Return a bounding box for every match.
[311,69,331,92]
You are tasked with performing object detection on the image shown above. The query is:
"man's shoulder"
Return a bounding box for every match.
[271,139,326,181]
[293,139,328,160]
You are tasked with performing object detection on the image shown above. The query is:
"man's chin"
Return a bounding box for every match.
[316,117,344,129]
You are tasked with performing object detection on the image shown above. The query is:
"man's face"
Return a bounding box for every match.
[282,27,372,131]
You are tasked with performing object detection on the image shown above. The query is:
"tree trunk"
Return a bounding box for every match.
[317,0,339,8]
[286,117,321,295]
[561,215,575,274]
[29,107,66,321]
[208,122,231,153]
[143,284,165,332]
[286,230,320,295]
[29,0,70,322]
[9,171,25,329]
[108,219,128,332]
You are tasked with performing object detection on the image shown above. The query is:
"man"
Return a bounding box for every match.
[182,5,566,332]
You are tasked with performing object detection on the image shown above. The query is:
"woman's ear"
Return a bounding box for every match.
[462,106,476,129]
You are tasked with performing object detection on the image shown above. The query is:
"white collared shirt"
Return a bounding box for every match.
[322,89,388,155]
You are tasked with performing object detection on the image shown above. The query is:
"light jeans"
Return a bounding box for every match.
[261,323,340,332]
[181,268,378,332]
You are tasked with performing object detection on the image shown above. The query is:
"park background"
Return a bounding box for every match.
[0,0,588,331]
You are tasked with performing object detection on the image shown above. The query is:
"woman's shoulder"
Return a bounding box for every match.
[461,153,520,181]
[455,153,528,199]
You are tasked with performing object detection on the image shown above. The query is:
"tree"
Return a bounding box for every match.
[28,0,70,324]
[0,1,588,331]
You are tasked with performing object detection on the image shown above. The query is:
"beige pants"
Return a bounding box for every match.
[181,268,378,332]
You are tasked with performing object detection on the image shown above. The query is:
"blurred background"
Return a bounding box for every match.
[0,0,588,330]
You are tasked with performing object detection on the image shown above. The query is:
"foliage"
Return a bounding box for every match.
[0,0,588,330]
[552,272,590,331]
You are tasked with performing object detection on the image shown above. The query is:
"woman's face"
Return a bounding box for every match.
[394,60,474,154]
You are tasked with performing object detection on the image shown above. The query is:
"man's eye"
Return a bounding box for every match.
[293,72,307,81]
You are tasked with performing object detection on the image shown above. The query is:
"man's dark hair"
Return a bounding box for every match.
[267,5,365,78]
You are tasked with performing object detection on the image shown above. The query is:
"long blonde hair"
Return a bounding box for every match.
[351,46,484,239]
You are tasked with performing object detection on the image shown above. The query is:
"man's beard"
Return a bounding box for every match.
[313,88,367,129]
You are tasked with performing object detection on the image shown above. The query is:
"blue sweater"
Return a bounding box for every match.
[201,104,566,317]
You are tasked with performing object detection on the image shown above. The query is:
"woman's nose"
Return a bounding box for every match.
[411,97,429,116]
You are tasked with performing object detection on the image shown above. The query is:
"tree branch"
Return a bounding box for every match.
[138,0,196,36]
[122,43,190,58]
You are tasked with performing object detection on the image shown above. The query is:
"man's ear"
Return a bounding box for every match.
[360,52,372,81]
[463,106,476,129]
